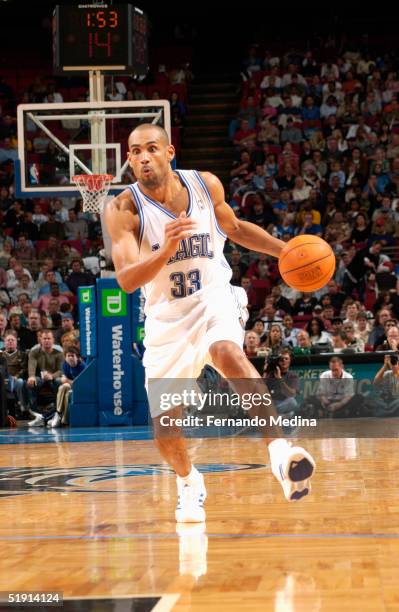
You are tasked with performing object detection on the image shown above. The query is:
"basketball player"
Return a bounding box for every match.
[105,124,315,522]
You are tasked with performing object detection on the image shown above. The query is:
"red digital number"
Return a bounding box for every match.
[88,32,112,58]
[109,11,118,28]
[96,11,106,28]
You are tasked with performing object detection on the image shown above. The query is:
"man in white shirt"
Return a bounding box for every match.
[317,356,359,417]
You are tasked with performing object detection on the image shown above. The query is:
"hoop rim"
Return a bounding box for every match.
[72,173,114,185]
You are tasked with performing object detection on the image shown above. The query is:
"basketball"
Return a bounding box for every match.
[278,235,336,292]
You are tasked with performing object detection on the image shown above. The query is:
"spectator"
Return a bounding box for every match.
[307,317,333,349]
[373,354,399,415]
[39,235,65,264]
[263,349,299,415]
[54,313,79,346]
[292,330,312,356]
[12,234,36,263]
[49,346,86,428]
[260,300,283,334]
[368,308,392,347]
[244,330,261,358]
[262,323,288,356]
[1,330,28,414]
[282,314,301,346]
[19,310,42,351]
[317,356,359,417]
[0,313,8,349]
[342,322,365,352]
[39,213,66,241]
[26,330,64,426]
[35,282,71,314]
[375,325,399,352]
[64,209,88,240]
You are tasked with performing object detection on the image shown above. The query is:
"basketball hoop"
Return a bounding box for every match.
[72,174,114,214]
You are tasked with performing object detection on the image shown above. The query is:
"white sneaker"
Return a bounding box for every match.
[269,440,315,502]
[28,412,45,427]
[48,413,61,428]
[175,472,207,523]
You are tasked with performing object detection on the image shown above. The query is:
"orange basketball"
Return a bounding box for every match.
[278,235,336,292]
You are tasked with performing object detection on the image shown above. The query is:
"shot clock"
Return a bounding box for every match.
[53,4,148,75]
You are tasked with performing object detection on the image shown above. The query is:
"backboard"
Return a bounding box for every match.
[16,100,171,198]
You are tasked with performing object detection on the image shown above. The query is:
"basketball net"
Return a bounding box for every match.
[72,174,114,214]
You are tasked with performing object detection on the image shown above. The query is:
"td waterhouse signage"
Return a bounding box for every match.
[78,286,97,358]
[98,285,132,419]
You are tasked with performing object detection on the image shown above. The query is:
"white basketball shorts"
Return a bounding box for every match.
[143,284,249,418]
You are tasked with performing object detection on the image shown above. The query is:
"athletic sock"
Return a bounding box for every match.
[178,465,201,486]
[268,438,290,454]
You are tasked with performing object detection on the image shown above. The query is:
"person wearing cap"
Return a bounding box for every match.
[54,313,79,346]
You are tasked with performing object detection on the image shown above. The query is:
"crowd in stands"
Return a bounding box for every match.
[225,45,399,367]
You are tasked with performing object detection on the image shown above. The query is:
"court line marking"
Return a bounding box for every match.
[0,533,399,540]
[64,593,180,611]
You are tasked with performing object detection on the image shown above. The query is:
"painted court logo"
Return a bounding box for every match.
[101,289,127,317]
[0,464,267,497]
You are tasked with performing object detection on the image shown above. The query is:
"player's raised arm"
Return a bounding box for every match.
[201,172,285,258]
[104,190,197,293]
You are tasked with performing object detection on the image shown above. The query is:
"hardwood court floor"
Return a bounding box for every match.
[0,431,398,611]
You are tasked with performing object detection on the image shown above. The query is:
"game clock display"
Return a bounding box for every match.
[53,4,148,74]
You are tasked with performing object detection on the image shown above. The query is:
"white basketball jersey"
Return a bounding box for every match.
[128,170,232,316]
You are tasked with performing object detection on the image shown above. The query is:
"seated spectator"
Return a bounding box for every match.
[375,325,399,352]
[36,258,64,290]
[0,313,7,349]
[1,330,28,414]
[316,356,359,417]
[296,211,322,237]
[342,322,365,352]
[260,299,283,334]
[34,278,66,311]
[373,354,399,416]
[355,312,372,347]
[19,309,42,351]
[350,212,371,244]
[39,235,65,264]
[233,119,257,149]
[6,259,33,291]
[270,285,293,315]
[32,203,48,227]
[244,330,261,358]
[0,239,13,269]
[292,330,312,356]
[39,213,66,241]
[241,276,257,311]
[368,308,392,347]
[282,314,301,347]
[26,329,64,426]
[281,117,302,144]
[64,209,88,241]
[11,273,38,304]
[62,243,83,267]
[38,270,73,298]
[343,301,361,328]
[263,349,299,415]
[49,346,86,428]
[12,234,36,263]
[54,313,79,346]
[307,317,333,349]
[331,329,353,353]
[293,293,318,316]
[262,323,289,357]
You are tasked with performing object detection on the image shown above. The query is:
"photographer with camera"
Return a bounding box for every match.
[263,348,299,415]
[373,353,399,416]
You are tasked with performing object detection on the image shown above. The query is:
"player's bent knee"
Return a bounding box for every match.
[209,340,245,369]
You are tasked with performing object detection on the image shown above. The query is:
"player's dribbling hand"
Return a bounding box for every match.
[162,211,198,258]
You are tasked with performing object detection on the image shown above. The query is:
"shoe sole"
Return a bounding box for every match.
[175,509,206,523]
[288,457,314,482]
